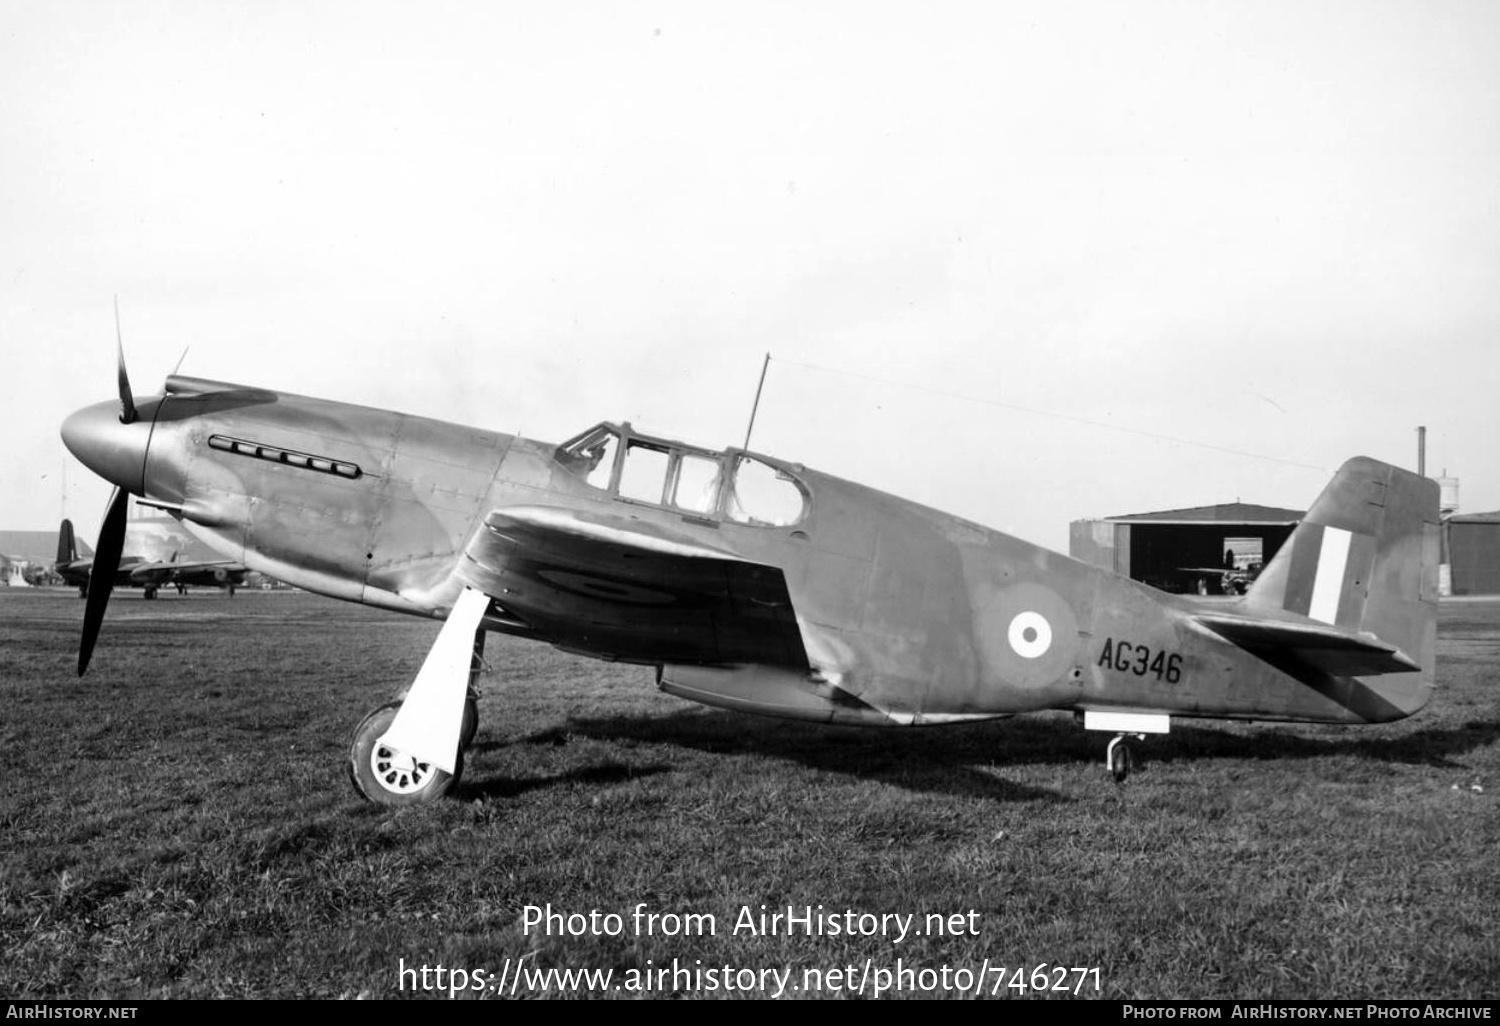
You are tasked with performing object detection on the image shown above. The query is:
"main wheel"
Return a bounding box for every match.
[348,701,462,806]
[460,696,479,750]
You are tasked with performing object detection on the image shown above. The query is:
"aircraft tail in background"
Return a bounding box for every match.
[57,519,78,566]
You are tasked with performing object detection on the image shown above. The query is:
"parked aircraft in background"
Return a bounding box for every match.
[134,551,249,596]
[55,517,148,596]
[60,353,1439,805]
[1179,561,1265,596]
[54,516,247,599]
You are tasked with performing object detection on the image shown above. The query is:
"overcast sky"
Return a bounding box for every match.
[3,1,1497,553]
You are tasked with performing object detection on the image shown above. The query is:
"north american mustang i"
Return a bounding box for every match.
[60,356,1439,804]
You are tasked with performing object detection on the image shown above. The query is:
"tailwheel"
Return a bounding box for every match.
[1106,734,1140,783]
[348,701,462,806]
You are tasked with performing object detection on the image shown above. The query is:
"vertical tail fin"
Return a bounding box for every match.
[57,519,78,565]
[1244,456,1440,695]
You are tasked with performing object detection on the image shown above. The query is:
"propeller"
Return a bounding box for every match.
[78,302,141,674]
[79,487,129,675]
[115,296,137,425]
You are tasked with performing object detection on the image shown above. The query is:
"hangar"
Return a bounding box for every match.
[1446,511,1500,596]
[1070,502,1303,595]
[0,529,73,566]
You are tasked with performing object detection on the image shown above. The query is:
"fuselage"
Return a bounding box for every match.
[61,376,1423,727]
[56,555,150,589]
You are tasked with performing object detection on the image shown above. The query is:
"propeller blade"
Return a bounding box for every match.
[79,487,129,675]
[115,296,137,425]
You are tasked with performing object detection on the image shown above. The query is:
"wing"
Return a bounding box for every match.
[126,560,175,585]
[165,560,247,585]
[459,505,808,668]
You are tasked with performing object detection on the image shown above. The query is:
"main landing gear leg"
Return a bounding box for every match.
[348,588,490,807]
[460,629,485,751]
[1106,733,1146,783]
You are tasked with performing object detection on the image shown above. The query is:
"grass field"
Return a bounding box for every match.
[1,588,1496,1000]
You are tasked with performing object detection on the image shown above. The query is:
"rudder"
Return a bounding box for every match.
[57,519,77,565]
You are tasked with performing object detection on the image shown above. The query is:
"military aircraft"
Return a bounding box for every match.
[54,516,154,597]
[1179,561,1265,596]
[60,352,1439,804]
[54,517,247,598]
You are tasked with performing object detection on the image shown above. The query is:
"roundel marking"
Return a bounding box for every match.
[976,581,1082,690]
[1007,611,1052,659]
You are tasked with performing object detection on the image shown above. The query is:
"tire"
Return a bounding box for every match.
[459,696,479,750]
[1109,742,1132,784]
[348,701,462,806]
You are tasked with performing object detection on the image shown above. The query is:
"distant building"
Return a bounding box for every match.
[1070,503,1303,595]
[1446,511,1500,596]
[0,529,71,566]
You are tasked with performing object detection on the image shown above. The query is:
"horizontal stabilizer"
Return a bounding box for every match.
[1193,612,1420,677]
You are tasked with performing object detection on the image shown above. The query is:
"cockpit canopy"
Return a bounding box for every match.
[554,423,808,527]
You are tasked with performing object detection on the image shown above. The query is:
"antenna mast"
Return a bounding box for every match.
[742,352,770,450]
